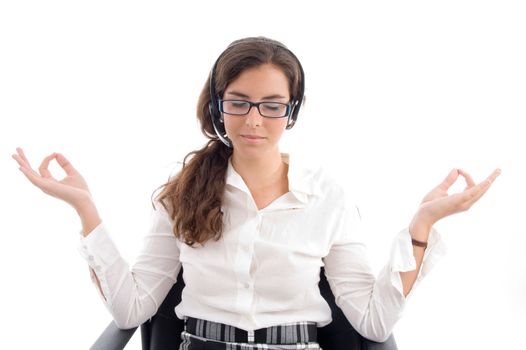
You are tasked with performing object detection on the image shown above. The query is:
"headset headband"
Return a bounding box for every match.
[208,38,305,148]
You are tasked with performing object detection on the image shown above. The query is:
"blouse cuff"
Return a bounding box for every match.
[77,221,121,306]
[388,227,447,298]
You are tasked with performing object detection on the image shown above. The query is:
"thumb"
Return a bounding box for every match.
[437,168,460,192]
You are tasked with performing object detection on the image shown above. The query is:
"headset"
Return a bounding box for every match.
[208,38,305,148]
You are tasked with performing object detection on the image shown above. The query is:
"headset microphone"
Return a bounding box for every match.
[209,102,232,148]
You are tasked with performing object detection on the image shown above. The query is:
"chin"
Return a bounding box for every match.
[233,141,274,157]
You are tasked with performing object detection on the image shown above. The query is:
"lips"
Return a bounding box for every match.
[241,135,265,139]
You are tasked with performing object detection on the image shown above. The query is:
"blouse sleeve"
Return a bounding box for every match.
[76,201,181,329]
[322,204,447,342]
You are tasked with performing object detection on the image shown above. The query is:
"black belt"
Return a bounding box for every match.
[184,317,317,344]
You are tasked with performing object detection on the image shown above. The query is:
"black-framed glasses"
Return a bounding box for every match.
[218,99,291,118]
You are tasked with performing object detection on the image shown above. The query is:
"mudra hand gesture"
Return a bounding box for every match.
[409,168,501,241]
[12,147,93,211]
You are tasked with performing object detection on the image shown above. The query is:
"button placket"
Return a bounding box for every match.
[234,214,258,313]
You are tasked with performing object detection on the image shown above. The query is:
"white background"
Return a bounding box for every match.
[1,1,525,348]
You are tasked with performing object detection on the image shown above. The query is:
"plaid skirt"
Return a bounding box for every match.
[180,317,321,350]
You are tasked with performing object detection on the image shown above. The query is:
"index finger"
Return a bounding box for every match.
[458,168,475,189]
[55,153,78,176]
[38,153,58,179]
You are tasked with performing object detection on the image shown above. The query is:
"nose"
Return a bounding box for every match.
[245,105,263,127]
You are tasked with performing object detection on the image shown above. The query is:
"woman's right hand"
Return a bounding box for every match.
[12,147,94,211]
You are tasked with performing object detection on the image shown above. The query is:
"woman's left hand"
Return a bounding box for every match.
[409,168,501,240]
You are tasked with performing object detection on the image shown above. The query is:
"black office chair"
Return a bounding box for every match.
[91,268,397,350]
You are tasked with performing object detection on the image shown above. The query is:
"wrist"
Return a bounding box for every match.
[75,198,101,237]
[74,194,96,213]
[409,211,434,242]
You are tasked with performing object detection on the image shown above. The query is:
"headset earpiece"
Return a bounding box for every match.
[209,95,231,146]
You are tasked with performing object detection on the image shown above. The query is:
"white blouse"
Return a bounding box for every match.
[77,153,447,342]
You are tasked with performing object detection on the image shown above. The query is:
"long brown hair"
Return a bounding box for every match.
[152,36,303,246]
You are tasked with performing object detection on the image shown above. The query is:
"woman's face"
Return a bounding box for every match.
[222,63,290,160]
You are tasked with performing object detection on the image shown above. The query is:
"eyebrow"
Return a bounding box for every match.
[225,91,288,100]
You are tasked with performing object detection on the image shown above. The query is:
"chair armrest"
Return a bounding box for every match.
[90,321,138,350]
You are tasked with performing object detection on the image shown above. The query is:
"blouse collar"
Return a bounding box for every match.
[225,152,322,204]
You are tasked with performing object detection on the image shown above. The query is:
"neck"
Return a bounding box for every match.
[231,149,287,192]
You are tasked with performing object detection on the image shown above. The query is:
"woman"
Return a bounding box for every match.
[12,36,500,349]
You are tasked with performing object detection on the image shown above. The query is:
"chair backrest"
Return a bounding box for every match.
[139,267,397,350]
[140,266,185,349]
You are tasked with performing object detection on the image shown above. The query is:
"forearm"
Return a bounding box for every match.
[399,216,431,297]
[399,245,426,297]
[75,198,105,297]
[79,224,181,329]
[76,198,102,237]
